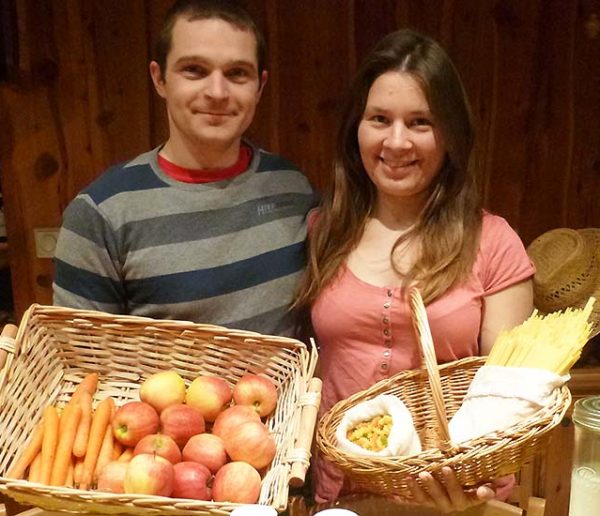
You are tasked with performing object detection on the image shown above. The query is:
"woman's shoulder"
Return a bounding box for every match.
[480,210,518,237]
[476,210,534,290]
[479,211,529,252]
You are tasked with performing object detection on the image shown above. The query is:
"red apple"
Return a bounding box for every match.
[233,374,278,417]
[212,461,262,504]
[133,433,182,464]
[172,461,212,500]
[212,405,261,440]
[123,453,174,497]
[112,401,160,447]
[159,403,205,448]
[182,433,228,474]
[185,376,232,422]
[140,370,187,413]
[97,460,128,493]
[223,420,276,470]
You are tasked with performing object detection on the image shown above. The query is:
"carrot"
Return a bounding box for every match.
[50,402,82,486]
[65,458,75,487]
[71,372,99,403]
[94,418,114,480]
[39,406,60,485]
[112,439,124,460]
[117,448,133,462]
[6,421,44,479]
[27,451,42,483]
[79,397,114,490]
[73,457,84,486]
[72,390,93,458]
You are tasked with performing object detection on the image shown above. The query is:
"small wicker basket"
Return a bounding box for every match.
[316,288,571,499]
[0,304,321,515]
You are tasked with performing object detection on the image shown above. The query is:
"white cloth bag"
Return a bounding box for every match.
[336,394,422,457]
[448,365,568,443]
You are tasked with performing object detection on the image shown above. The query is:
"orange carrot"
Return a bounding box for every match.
[94,418,114,479]
[27,451,42,483]
[73,390,93,458]
[73,457,84,486]
[112,439,124,461]
[6,421,44,479]
[65,458,75,487]
[40,406,60,484]
[79,397,114,490]
[50,402,82,486]
[117,448,134,462]
[71,373,98,402]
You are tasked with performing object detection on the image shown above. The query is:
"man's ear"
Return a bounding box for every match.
[257,70,268,101]
[149,61,167,98]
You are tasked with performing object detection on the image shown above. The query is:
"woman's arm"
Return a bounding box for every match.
[479,279,534,355]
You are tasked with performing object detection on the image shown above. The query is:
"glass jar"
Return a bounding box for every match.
[569,395,600,515]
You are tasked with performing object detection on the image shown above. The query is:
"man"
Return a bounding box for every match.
[53,0,315,336]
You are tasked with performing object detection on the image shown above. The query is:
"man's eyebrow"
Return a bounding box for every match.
[173,56,257,70]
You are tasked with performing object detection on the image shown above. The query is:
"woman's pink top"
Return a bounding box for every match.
[311,212,535,502]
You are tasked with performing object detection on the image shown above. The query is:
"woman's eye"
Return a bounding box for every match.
[370,115,389,124]
[410,118,433,127]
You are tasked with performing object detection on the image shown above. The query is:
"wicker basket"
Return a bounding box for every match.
[316,288,571,499]
[0,304,321,515]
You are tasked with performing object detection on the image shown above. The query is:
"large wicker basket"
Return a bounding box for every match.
[0,304,321,515]
[316,288,571,499]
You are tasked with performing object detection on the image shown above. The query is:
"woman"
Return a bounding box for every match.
[295,29,534,512]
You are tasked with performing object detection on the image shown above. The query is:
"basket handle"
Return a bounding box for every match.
[0,323,18,372]
[288,377,322,487]
[409,288,455,452]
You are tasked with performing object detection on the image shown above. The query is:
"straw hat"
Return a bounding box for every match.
[527,228,600,338]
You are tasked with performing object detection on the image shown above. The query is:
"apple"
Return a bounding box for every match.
[140,370,187,413]
[212,461,262,504]
[112,401,160,447]
[182,433,228,474]
[133,433,182,464]
[185,376,232,422]
[172,461,212,500]
[97,460,128,493]
[123,453,174,497]
[233,374,277,417]
[223,420,276,470]
[159,403,205,448]
[212,405,261,440]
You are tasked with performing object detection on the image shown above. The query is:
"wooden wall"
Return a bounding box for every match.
[1,0,599,309]
[0,2,598,512]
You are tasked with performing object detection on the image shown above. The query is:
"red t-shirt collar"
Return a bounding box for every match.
[158,144,253,183]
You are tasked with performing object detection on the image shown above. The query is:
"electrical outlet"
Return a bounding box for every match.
[34,228,61,258]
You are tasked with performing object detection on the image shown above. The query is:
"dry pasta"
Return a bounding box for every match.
[486,297,595,375]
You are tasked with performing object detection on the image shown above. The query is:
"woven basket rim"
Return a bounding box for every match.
[0,304,318,515]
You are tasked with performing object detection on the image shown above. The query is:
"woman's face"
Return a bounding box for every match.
[357,71,446,206]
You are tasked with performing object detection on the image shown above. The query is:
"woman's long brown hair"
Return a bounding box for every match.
[294,29,482,312]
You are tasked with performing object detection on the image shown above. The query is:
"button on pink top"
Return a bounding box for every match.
[311,212,535,502]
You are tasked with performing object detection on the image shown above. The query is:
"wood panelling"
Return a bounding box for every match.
[0,0,599,329]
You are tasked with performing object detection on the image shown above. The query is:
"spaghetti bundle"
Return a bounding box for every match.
[486,297,594,375]
[449,298,595,443]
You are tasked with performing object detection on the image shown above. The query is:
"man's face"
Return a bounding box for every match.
[150,17,266,156]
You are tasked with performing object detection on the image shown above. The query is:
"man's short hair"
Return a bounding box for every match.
[155,0,267,80]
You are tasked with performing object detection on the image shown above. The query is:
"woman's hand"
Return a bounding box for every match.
[405,467,496,513]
